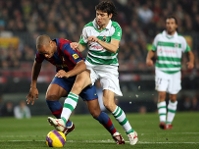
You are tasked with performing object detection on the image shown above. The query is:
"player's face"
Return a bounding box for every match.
[38,41,55,59]
[95,10,112,29]
[166,18,177,35]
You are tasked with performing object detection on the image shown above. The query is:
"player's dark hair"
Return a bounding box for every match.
[95,0,117,17]
[166,16,178,25]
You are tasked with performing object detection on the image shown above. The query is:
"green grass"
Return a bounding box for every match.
[0,112,199,149]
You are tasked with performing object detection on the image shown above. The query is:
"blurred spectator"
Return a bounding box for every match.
[14,100,31,119]
[182,96,192,111]
[0,0,198,103]
[1,100,14,117]
[0,95,4,116]
[192,94,199,111]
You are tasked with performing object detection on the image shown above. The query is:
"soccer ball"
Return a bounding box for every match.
[46,130,66,147]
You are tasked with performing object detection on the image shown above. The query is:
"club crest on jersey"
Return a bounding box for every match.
[102,36,107,42]
[72,54,79,59]
[174,43,179,48]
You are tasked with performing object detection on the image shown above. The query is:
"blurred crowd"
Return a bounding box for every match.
[0,0,199,71]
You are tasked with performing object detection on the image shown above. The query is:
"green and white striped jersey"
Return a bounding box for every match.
[152,31,191,74]
[79,19,122,66]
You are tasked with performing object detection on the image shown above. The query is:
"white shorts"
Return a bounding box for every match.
[85,61,123,96]
[155,69,181,94]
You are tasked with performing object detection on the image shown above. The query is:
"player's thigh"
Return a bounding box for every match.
[168,72,181,94]
[155,70,169,92]
[100,74,123,96]
[71,70,92,94]
[46,77,74,100]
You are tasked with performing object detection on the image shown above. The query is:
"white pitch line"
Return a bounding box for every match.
[0,140,198,144]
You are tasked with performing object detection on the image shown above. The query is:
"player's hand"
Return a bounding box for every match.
[55,70,69,78]
[187,62,194,69]
[70,42,79,50]
[146,59,154,66]
[87,36,99,42]
[26,87,39,105]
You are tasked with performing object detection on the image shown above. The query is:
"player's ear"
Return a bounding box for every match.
[108,13,113,19]
[49,40,53,47]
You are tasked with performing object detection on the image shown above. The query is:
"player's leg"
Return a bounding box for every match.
[97,65,138,145]
[81,85,125,144]
[103,89,138,145]
[157,91,167,129]
[166,72,181,129]
[46,77,75,134]
[60,70,91,124]
[165,94,177,129]
[155,70,169,129]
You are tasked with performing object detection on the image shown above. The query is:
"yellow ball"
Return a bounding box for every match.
[46,130,66,147]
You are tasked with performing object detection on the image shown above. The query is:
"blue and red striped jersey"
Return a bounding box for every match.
[35,38,83,72]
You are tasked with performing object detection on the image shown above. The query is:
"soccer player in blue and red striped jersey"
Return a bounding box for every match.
[26,34,125,144]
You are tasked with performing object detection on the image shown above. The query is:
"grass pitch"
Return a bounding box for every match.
[0,112,199,149]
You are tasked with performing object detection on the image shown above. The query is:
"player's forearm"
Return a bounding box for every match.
[146,50,155,60]
[97,39,118,53]
[188,51,194,64]
[67,61,86,77]
[30,61,41,88]
[77,43,86,52]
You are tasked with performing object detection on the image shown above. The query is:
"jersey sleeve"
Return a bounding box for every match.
[181,36,191,52]
[79,27,88,46]
[62,43,83,64]
[111,22,122,41]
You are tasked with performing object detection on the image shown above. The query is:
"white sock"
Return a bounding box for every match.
[157,101,167,122]
[167,100,178,124]
[112,106,134,134]
[61,92,78,123]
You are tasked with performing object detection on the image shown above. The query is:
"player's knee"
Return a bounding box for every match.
[46,94,60,101]
[104,102,115,112]
[158,92,166,101]
[89,107,101,118]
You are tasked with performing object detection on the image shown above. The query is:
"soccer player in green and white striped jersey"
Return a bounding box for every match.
[146,16,194,130]
[69,1,138,145]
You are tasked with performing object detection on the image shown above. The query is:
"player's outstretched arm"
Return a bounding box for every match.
[187,51,194,69]
[26,61,41,105]
[146,50,155,66]
[70,42,86,52]
[55,60,86,78]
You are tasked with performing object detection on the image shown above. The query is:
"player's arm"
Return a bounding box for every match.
[70,42,86,52]
[56,60,86,78]
[146,50,156,66]
[26,60,41,105]
[91,37,119,53]
[30,60,42,88]
[187,51,194,69]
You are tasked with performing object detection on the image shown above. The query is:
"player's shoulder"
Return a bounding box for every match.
[57,38,71,43]
[56,38,71,46]
[84,21,93,28]
[156,32,163,38]
[177,33,186,40]
[111,21,121,29]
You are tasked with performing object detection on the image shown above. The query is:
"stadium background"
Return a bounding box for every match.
[0,0,198,116]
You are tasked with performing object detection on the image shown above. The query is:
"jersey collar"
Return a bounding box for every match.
[163,30,178,39]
